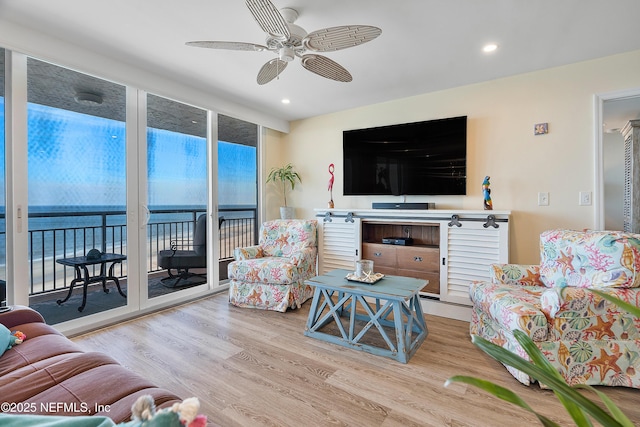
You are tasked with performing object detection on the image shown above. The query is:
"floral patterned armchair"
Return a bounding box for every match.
[469,229,640,388]
[228,219,318,312]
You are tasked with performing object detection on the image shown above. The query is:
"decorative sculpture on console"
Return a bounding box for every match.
[328,163,335,208]
[482,176,493,210]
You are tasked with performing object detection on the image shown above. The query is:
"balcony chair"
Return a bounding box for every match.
[469,229,640,388]
[157,214,207,288]
[228,219,318,312]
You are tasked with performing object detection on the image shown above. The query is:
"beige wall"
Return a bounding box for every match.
[263,128,287,220]
[264,50,640,264]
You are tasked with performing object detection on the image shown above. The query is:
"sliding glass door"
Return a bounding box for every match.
[145,94,208,299]
[217,114,258,278]
[1,47,262,329]
[26,58,128,323]
[0,48,5,306]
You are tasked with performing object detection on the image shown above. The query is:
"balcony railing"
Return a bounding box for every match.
[23,207,257,296]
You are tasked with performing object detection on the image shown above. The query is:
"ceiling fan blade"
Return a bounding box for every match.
[257,59,288,85]
[186,41,268,52]
[245,0,290,42]
[300,54,352,82]
[303,25,382,52]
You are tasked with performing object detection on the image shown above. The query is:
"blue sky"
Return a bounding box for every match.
[0,100,256,207]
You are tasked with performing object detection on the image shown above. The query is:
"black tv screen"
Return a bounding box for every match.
[343,116,467,196]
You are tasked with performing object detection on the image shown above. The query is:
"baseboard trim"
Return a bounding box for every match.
[420,298,471,322]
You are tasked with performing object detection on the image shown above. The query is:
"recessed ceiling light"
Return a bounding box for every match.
[281,98,291,104]
[483,43,498,53]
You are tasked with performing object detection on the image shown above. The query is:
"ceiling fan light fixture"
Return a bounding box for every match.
[279,46,295,62]
[74,92,103,106]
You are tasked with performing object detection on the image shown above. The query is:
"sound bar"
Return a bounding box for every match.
[372,202,435,210]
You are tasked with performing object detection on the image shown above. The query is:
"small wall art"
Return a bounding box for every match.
[534,122,549,135]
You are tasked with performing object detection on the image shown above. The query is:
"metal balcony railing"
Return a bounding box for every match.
[17,207,258,296]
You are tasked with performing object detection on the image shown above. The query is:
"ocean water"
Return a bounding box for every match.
[0,81,259,293]
[0,98,259,268]
[0,204,256,267]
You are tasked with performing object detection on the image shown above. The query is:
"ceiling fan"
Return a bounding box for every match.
[186,0,382,85]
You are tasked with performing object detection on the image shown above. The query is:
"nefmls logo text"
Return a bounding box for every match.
[40,402,89,413]
[39,402,110,413]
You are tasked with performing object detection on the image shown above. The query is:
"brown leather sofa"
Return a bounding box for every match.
[0,306,181,423]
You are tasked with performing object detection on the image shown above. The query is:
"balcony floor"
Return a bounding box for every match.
[29,272,206,324]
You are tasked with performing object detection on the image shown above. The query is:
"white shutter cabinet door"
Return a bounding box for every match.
[318,216,361,274]
[439,219,509,305]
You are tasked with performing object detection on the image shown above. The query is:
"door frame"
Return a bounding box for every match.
[594,87,640,230]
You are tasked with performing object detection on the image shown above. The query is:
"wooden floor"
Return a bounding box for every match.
[72,293,640,426]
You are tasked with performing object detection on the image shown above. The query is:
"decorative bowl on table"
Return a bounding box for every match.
[345,272,385,284]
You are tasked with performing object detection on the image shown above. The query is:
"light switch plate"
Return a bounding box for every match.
[579,191,592,206]
[538,192,549,206]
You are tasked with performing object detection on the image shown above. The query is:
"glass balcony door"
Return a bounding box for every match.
[3,49,261,328]
[217,114,259,276]
[145,94,209,300]
[26,58,129,323]
[0,48,5,307]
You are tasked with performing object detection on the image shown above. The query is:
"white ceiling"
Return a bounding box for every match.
[1,0,640,123]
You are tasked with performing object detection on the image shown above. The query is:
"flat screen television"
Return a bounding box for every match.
[343,116,467,196]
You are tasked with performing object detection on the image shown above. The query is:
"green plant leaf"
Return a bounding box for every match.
[265,163,302,207]
[590,290,640,318]
[451,289,636,426]
[445,375,561,427]
[512,330,592,426]
[471,335,623,427]
[574,385,635,427]
[513,330,564,381]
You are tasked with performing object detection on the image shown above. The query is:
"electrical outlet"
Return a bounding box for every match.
[538,192,549,206]
[579,191,592,206]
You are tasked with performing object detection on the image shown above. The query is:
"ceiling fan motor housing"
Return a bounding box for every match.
[266,21,307,51]
[279,46,295,62]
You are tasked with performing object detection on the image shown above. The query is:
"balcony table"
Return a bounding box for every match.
[56,253,127,312]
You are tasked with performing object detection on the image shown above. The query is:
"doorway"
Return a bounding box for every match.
[596,90,640,230]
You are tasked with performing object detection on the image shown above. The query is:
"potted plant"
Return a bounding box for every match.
[266,163,302,219]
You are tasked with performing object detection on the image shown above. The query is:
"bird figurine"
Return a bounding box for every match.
[328,163,335,208]
[482,176,493,210]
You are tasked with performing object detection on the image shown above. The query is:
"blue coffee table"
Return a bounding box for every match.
[304,269,428,363]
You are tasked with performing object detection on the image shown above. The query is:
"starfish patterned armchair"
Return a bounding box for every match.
[469,229,640,388]
[228,219,318,312]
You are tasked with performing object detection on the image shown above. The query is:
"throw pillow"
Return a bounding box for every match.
[0,324,25,357]
[0,323,11,357]
[539,229,640,288]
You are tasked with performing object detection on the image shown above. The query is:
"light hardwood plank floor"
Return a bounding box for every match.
[72,294,640,426]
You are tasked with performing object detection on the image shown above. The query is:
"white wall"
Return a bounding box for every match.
[270,50,640,264]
